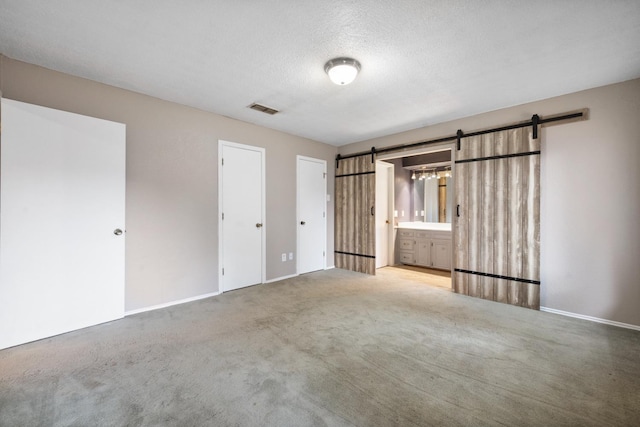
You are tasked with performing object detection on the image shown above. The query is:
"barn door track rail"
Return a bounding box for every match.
[335,109,587,167]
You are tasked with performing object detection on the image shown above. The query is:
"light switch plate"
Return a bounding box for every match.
[281,253,286,262]
[289,252,294,260]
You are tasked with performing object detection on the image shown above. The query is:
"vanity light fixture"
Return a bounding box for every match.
[325,57,361,85]
[411,171,417,180]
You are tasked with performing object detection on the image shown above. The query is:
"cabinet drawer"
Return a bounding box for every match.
[430,230,451,240]
[398,230,415,238]
[398,239,415,250]
[399,252,415,264]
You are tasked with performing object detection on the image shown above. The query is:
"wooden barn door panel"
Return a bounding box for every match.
[453,159,468,295]
[335,156,375,275]
[454,127,540,310]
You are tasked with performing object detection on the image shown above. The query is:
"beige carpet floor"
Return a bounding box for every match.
[378,265,451,290]
[1,267,638,426]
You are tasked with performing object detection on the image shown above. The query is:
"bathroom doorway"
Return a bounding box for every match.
[375,144,455,290]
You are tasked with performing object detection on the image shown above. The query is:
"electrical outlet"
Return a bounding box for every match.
[281,253,286,262]
[289,252,294,260]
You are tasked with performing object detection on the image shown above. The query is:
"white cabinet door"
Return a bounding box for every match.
[416,241,431,267]
[219,141,265,292]
[297,156,326,274]
[432,239,452,270]
[0,98,125,350]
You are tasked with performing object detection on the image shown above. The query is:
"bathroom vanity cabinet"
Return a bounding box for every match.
[397,228,451,270]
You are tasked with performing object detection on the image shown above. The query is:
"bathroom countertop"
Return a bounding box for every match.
[396,222,452,231]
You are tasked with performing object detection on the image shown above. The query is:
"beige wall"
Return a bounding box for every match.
[3,53,638,327]
[340,79,640,327]
[0,55,337,312]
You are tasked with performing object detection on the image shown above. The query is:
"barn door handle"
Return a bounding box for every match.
[300,221,306,225]
[371,206,374,216]
[456,205,460,217]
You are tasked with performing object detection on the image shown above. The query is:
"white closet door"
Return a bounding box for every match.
[297,156,326,274]
[219,141,265,292]
[0,98,126,350]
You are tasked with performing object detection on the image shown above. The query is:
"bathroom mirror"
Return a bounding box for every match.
[410,170,452,223]
[391,149,453,225]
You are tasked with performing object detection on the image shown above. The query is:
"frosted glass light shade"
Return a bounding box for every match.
[325,57,361,85]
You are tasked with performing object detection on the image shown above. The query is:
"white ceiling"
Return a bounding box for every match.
[1,1,639,146]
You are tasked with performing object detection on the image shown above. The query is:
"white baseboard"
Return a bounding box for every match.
[541,306,640,331]
[266,268,336,282]
[265,273,299,284]
[125,291,220,316]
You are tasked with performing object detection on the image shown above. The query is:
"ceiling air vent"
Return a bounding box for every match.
[248,103,279,115]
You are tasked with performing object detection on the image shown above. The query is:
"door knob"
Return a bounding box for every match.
[114,229,123,235]
[300,221,306,225]
[256,223,263,228]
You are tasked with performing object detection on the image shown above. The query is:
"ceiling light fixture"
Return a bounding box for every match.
[324,57,361,85]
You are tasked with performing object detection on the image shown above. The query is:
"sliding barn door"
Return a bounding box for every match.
[335,156,376,275]
[454,127,540,309]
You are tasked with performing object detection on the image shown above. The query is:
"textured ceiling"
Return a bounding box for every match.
[1,1,639,146]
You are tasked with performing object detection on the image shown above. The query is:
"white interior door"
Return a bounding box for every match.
[297,156,326,274]
[0,98,126,350]
[376,161,393,268]
[219,141,265,292]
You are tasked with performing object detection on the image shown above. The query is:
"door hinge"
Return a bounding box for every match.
[222,212,224,220]
[222,268,225,276]
[323,212,325,218]
[222,158,224,166]
[323,172,326,178]
[323,251,325,257]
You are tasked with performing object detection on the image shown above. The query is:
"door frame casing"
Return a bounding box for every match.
[375,160,395,268]
[218,140,266,293]
[296,155,327,274]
